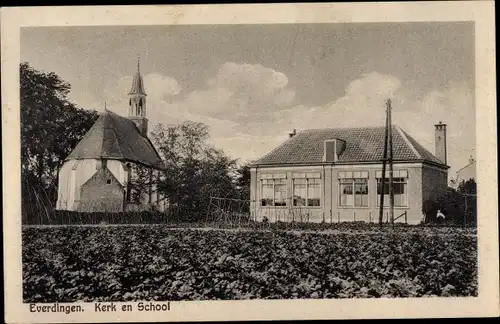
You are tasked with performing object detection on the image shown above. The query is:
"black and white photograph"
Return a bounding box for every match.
[2,2,498,322]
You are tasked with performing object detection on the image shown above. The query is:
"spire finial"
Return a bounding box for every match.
[104,101,107,110]
[137,53,140,73]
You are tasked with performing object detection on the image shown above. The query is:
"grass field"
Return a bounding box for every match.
[22,224,477,302]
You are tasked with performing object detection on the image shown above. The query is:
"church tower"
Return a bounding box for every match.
[128,57,148,136]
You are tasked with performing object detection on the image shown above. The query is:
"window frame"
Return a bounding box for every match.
[292,174,322,207]
[260,174,288,207]
[376,170,409,208]
[338,171,369,208]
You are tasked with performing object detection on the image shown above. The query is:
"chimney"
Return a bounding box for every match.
[323,139,346,163]
[289,129,297,138]
[434,121,447,165]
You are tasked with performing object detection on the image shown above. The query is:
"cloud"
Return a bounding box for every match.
[270,72,403,131]
[207,70,473,174]
[88,64,474,174]
[201,62,296,122]
[101,73,181,112]
[268,74,474,175]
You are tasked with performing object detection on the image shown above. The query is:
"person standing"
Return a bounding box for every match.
[436,209,446,224]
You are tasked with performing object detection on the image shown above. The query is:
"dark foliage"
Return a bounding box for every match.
[150,122,250,221]
[20,62,99,223]
[22,226,477,302]
[422,179,476,226]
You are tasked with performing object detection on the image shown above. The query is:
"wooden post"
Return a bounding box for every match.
[379,100,390,227]
[387,99,395,228]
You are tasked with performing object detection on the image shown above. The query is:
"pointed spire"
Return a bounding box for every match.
[104,101,107,110]
[129,55,147,96]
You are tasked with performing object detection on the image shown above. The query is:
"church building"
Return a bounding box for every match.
[56,60,166,213]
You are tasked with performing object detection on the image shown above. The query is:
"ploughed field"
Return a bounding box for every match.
[22,225,477,301]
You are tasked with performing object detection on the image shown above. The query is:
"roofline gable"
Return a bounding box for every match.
[395,125,421,159]
[251,125,448,169]
[253,133,298,165]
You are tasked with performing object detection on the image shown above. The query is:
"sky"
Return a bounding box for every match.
[21,22,475,176]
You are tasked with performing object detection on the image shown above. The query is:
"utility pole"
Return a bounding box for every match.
[387,99,395,228]
[379,100,390,228]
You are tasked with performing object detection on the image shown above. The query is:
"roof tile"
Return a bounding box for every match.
[253,126,444,166]
[66,110,164,169]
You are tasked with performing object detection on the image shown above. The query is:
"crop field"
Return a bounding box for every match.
[22,225,477,302]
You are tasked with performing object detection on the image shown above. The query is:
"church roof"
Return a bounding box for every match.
[251,125,447,168]
[128,60,147,96]
[66,110,164,169]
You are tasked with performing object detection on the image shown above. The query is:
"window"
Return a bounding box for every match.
[106,179,112,184]
[261,173,287,206]
[292,172,321,206]
[376,170,408,207]
[338,171,369,207]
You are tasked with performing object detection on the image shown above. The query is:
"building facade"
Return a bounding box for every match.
[249,124,449,224]
[56,60,166,213]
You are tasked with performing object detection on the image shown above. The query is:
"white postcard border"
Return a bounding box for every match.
[2,2,498,322]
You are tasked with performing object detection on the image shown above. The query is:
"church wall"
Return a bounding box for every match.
[56,160,77,210]
[56,159,98,211]
[78,166,124,213]
[73,159,99,209]
[107,160,128,186]
[57,158,166,213]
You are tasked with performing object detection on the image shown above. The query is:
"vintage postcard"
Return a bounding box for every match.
[2,2,498,323]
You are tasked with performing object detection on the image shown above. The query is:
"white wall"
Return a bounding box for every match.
[107,160,128,186]
[57,159,167,212]
[251,162,428,224]
[56,159,98,211]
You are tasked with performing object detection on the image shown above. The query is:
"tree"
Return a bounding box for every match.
[422,178,477,226]
[235,164,251,200]
[457,178,477,226]
[150,121,240,221]
[20,62,98,219]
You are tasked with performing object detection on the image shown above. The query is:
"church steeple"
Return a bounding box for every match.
[128,55,148,136]
[129,56,147,96]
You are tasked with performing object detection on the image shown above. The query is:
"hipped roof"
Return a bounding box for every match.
[252,125,447,169]
[66,110,164,169]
